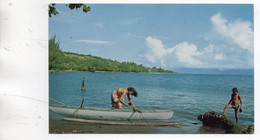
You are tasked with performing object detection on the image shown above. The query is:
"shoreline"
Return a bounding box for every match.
[49,118,161,134]
[49,118,228,134]
[48,70,253,76]
[49,70,177,74]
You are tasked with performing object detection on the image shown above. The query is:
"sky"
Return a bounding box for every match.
[49,4,254,70]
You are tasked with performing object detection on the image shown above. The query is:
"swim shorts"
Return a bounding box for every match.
[111,90,124,109]
[232,104,239,109]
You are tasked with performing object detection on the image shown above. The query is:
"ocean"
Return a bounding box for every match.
[49,72,254,133]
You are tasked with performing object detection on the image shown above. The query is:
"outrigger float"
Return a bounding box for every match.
[50,105,174,120]
[49,97,178,126]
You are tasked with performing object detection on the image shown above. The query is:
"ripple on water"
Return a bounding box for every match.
[49,73,254,133]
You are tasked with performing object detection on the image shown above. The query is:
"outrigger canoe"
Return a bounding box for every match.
[49,105,174,120]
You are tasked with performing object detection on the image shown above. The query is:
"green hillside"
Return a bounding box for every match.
[49,36,176,73]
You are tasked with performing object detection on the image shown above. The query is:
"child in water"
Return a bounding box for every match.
[223,88,243,124]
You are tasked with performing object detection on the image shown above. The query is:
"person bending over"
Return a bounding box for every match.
[111,87,137,110]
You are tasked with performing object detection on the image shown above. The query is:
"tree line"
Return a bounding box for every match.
[49,36,176,73]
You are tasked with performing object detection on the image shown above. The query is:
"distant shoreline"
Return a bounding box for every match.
[48,70,254,76]
[49,70,178,74]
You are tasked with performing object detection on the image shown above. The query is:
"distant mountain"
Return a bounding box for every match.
[172,67,254,75]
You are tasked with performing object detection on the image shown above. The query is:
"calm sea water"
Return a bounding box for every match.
[49,72,254,133]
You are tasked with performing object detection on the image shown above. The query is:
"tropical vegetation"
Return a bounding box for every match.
[49,36,176,73]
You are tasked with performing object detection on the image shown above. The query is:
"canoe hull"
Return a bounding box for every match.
[49,106,173,120]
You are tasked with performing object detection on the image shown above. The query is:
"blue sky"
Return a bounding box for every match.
[49,4,254,70]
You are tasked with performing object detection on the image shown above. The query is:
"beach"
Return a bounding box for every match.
[49,117,229,134]
[49,118,161,134]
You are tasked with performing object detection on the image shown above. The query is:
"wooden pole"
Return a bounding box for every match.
[63,118,182,127]
[49,97,70,107]
[79,98,84,109]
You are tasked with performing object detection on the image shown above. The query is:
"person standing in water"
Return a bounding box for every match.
[81,77,86,91]
[223,88,243,124]
[111,87,138,110]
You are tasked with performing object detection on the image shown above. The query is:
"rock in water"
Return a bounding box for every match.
[242,125,254,134]
[198,111,234,128]
[226,124,254,134]
[198,111,254,134]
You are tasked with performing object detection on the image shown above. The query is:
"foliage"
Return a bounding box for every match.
[49,4,58,17]
[49,35,65,70]
[49,4,91,17]
[49,37,176,73]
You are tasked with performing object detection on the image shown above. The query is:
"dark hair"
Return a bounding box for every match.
[232,88,238,93]
[127,87,138,97]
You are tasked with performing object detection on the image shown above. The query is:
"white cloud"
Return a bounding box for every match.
[142,13,253,69]
[174,42,203,65]
[95,23,103,28]
[204,44,214,53]
[144,53,155,63]
[138,54,144,58]
[144,36,203,66]
[145,36,175,59]
[211,12,254,53]
[214,53,226,60]
[76,40,110,44]
[160,60,165,66]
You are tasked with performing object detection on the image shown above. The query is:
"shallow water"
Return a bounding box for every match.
[49,72,254,133]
